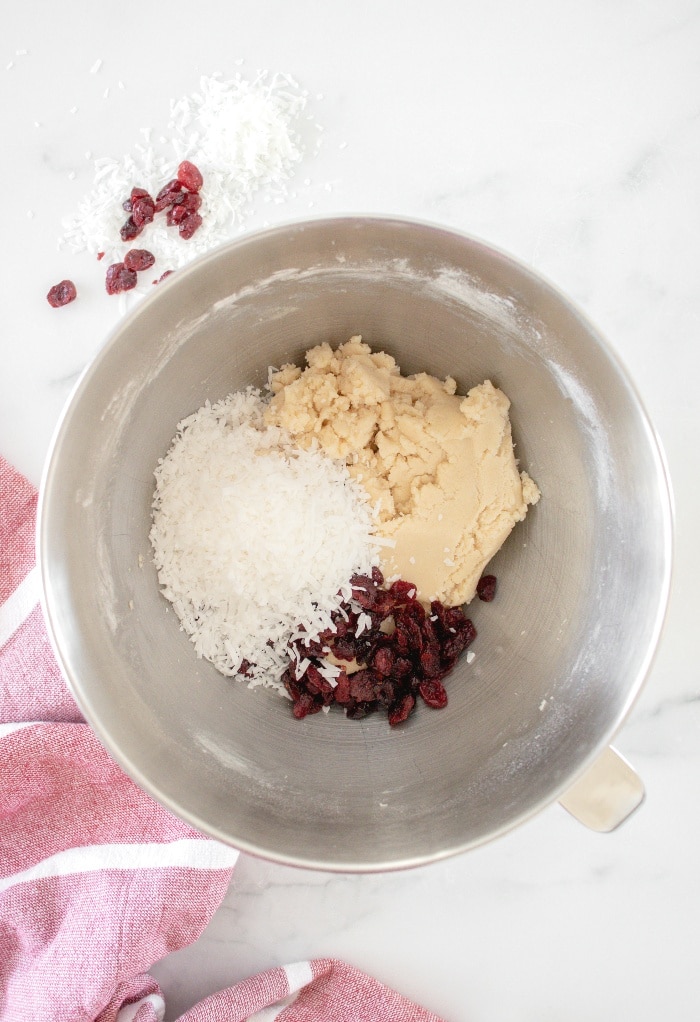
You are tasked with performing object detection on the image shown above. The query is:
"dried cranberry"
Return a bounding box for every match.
[477,574,497,602]
[304,665,332,698]
[388,692,416,726]
[395,612,423,652]
[124,248,156,272]
[419,648,443,678]
[418,680,448,709]
[441,623,477,664]
[292,691,321,719]
[333,637,357,661]
[166,203,189,227]
[180,191,202,213]
[131,194,155,228]
[392,656,413,678]
[97,252,104,260]
[389,579,417,601]
[333,671,351,705]
[348,669,381,704]
[178,212,203,239]
[177,159,203,192]
[155,178,183,211]
[350,574,377,609]
[46,279,77,308]
[372,646,395,676]
[105,262,138,295]
[285,573,484,725]
[120,217,142,242]
[153,270,174,284]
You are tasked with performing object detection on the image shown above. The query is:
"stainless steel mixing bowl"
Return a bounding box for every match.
[38,216,673,871]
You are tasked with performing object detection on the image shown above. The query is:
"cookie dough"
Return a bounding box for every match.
[266,337,539,606]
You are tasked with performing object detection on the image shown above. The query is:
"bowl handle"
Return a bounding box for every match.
[557,746,645,832]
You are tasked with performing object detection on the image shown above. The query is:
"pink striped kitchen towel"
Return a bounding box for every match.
[0,454,445,1022]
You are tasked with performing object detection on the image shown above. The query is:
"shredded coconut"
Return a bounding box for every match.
[60,71,317,278]
[149,388,379,691]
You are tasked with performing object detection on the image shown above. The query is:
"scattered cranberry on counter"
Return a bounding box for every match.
[176,159,204,192]
[155,179,183,211]
[50,161,204,308]
[124,248,156,272]
[178,212,203,239]
[120,217,142,242]
[105,262,138,295]
[46,280,77,308]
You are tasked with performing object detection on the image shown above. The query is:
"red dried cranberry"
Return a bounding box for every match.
[177,159,203,192]
[178,212,202,239]
[46,279,77,307]
[97,252,104,260]
[419,648,443,678]
[124,248,156,272]
[285,574,484,725]
[179,191,202,213]
[348,669,381,704]
[372,646,395,676]
[166,203,189,227]
[333,637,357,661]
[105,262,138,295]
[131,194,155,228]
[155,178,183,211]
[477,574,497,602]
[418,680,448,709]
[292,691,322,720]
[123,188,150,213]
[392,656,413,678]
[153,270,174,284]
[350,573,377,609]
[304,665,331,697]
[441,624,476,664]
[333,671,351,705]
[389,579,417,601]
[388,692,416,726]
[120,217,142,242]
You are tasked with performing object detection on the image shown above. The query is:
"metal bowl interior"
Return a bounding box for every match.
[38,217,672,871]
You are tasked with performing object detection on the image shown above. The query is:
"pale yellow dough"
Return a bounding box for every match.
[266,337,540,606]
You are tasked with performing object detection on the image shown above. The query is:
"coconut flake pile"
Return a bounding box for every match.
[61,71,314,273]
[149,388,380,690]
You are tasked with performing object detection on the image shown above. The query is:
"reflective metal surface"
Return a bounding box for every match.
[37,217,673,871]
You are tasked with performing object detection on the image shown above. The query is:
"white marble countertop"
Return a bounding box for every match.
[3,2,698,1019]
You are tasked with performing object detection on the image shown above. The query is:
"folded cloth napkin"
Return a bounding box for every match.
[0,455,446,1022]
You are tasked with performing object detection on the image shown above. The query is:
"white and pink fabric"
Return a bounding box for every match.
[0,454,446,1022]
